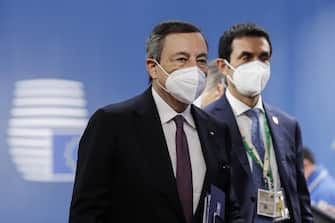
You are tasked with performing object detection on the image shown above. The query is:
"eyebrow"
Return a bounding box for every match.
[237,50,270,59]
[172,52,190,57]
[172,52,208,58]
[196,53,208,59]
[237,51,253,59]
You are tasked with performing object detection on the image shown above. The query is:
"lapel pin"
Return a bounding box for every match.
[209,131,215,136]
[272,116,279,125]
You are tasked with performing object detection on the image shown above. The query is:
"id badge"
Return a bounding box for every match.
[274,190,290,221]
[257,189,290,220]
[257,189,276,217]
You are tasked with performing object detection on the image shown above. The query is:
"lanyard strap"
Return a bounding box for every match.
[242,112,274,186]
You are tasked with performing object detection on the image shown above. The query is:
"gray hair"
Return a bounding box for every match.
[205,60,224,91]
[146,20,205,62]
[146,34,163,62]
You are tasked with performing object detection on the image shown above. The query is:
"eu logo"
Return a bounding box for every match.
[7,79,88,182]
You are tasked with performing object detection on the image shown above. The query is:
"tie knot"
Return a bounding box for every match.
[174,115,184,129]
[245,108,261,120]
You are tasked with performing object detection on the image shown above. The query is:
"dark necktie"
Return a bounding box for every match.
[245,109,272,222]
[245,108,266,188]
[174,115,193,223]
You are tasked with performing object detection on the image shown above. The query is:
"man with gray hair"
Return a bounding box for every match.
[69,20,242,223]
[194,60,225,108]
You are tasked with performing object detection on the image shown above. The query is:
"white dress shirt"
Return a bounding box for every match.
[152,88,206,213]
[193,95,202,108]
[226,89,281,191]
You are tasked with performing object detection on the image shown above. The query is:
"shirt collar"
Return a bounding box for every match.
[226,89,264,117]
[152,87,196,128]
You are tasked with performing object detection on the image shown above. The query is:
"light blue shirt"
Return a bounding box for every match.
[307,166,335,208]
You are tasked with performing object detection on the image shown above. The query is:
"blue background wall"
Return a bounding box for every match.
[0,0,334,222]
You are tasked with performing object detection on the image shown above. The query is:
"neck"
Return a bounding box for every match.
[228,85,260,107]
[152,82,188,113]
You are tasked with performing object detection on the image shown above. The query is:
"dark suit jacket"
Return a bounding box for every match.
[205,95,313,223]
[69,88,242,223]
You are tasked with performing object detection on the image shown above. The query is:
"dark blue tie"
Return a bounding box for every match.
[245,108,266,188]
[174,115,193,223]
[245,109,272,222]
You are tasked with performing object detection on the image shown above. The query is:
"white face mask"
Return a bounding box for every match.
[224,59,270,97]
[154,61,207,104]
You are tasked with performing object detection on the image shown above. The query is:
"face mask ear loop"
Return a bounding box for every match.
[222,59,236,86]
[153,59,170,77]
[152,59,170,93]
[223,59,236,71]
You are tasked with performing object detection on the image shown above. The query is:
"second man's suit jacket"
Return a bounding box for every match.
[69,88,243,223]
[206,95,313,223]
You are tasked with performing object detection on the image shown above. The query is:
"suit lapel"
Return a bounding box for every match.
[133,88,184,220]
[191,105,221,220]
[132,89,230,221]
[263,104,290,184]
[216,96,252,177]
[263,104,297,217]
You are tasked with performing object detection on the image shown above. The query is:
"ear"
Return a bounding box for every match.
[217,58,232,87]
[216,58,229,76]
[146,58,158,80]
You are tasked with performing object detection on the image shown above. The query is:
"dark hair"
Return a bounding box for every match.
[303,146,315,164]
[146,20,207,62]
[218,23,272,61]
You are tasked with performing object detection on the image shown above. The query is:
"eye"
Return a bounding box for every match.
[197,58,208,65]
[260,55,270,63]
[242,55,252,62]
[176,57,187,63]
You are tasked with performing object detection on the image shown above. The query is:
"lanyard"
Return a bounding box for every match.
[242,112,274,188]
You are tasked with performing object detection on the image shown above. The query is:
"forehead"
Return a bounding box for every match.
[161,32,208,57]
[231,36,270,56]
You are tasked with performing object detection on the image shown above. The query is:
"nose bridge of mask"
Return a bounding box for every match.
[239,60,269,72]
[225,59,269,71]
[154,59,205,80]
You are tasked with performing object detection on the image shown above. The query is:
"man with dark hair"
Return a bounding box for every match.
[218,24,272,63]
[303,146,335,215]
[69,20,242,223]
[303,147,316,171]
[206,23,313,222]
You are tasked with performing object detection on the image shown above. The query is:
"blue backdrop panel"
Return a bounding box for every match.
[0,0,334,222]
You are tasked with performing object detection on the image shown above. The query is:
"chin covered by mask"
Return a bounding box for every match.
[154,61,207,104]
[224,59,270,97]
